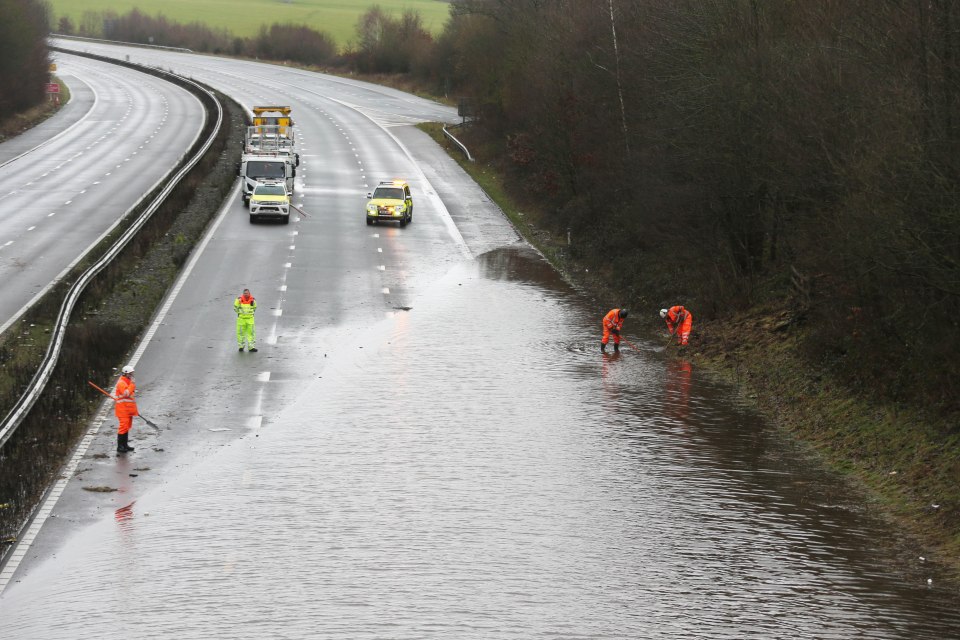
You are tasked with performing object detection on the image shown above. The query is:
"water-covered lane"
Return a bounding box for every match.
[1,246,958,638]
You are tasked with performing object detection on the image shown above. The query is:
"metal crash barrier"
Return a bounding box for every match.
[0,57,223,450]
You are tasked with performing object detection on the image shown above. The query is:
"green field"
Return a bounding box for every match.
[48,0,452,48]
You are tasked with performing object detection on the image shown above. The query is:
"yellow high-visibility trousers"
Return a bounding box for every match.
[236,316,256,349]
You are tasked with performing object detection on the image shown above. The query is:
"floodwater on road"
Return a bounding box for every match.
[1,246,959,639]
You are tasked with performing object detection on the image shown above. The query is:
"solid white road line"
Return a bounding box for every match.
[0,184,243,594]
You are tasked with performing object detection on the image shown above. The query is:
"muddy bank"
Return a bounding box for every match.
[694,307,960,575]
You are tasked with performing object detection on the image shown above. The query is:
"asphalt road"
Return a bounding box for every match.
[0,40,519,580]
[0,52,204,334]
[2,41,960,639]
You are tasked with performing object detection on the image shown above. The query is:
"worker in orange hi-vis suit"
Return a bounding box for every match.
[601,308,628,353]
[114,365,139,453]
[660,306,693,346]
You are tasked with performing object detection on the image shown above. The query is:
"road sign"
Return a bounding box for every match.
[46,83,59,93]
[458,97,477,119]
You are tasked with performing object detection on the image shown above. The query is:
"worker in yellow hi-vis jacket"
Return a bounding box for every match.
[234,288,257,352]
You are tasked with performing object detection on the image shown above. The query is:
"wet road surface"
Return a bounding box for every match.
[1,41,958,638]
[1,246,960,638]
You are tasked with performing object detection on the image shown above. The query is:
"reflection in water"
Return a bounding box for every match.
[1,246,959,639]
[600,351,623,405]
[113,502,135,527]
[112,459,136,539]
[665,359,693,424]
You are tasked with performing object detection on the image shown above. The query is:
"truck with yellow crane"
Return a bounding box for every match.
[252,105,294,132]
[239,106,299,205]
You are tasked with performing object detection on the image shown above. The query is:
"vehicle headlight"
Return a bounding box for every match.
[367,204,377,213]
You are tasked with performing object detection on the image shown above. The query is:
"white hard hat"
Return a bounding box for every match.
[121,365,135,375]
[659,309,668,318]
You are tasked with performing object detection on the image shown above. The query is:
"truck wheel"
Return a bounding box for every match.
[283,216,290,225]
[249,214,256,223]
[366,218,373,226]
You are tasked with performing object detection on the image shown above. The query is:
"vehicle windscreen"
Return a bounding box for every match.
[246,161,285,179]
[373,187,404,200]
[255,185,286,196]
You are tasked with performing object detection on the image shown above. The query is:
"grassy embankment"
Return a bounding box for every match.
[46,0,450,48]
[0,77,69,144]
[420,122,960,581]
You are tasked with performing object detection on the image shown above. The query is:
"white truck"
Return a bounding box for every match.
[239,105,300,206]
[239,153,296,205]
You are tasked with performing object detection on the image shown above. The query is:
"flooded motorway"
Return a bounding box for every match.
[2,245,960,638]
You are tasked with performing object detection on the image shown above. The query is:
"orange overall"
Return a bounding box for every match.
[602,308,626,346]
[114,375,138,435]
[664,305,693,346]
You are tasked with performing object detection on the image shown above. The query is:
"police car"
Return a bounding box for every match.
[365,180,413,226]
[249,181,290,224]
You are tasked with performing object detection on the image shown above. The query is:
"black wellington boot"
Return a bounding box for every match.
[601,342,606,353]
[614,343,620,353]
[118,433,135,453]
